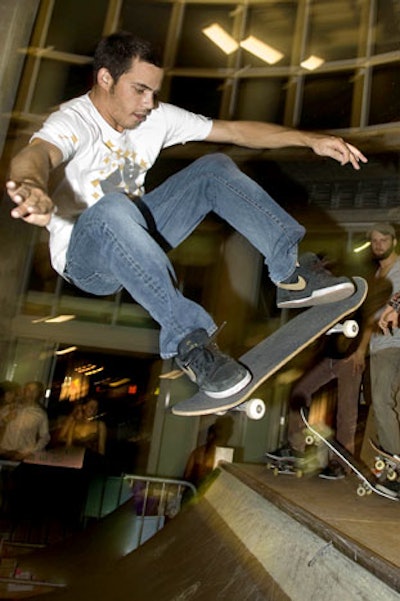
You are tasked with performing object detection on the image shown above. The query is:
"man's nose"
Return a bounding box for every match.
[143,91,155,109]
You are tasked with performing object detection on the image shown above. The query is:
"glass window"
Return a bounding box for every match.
[120,1,172,56]
[306,0,361,62]
[300,72,354,130]
[234,78,286,122]
[369,64,400,125]
[46,0,109,55]
[177,4,234,68]
[375,0,400,54]
[244,2,297,68]
[30,62,92,114]
[168,76,224,117]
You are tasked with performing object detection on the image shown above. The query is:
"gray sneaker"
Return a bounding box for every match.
[176,328,251,399]
[277,252,355,309]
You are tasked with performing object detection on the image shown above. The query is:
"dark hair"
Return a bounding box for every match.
[93,31,162,83]
[0,381,21,399]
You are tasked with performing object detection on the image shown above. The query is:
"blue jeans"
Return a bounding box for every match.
[64,153,304,357]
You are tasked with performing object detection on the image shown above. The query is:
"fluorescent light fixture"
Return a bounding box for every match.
[202,23,239,55]
[45,314,76,323]
[240,36,283,65]
[353,241,371,254]
[55,346,78,356]
[85,366,105,376]
[300,55,325,71]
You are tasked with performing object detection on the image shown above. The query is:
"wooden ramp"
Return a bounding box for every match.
[3,464,400,600]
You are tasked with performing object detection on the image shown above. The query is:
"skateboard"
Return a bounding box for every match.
[369,439,400,482]
[171,276,367,418]
[265,454,303,477]
[300,408,398,501]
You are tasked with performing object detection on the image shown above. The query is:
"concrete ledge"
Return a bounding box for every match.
[205,464,400,599]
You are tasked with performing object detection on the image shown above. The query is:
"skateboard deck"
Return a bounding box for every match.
[300,409,398,501]
[172,277,367,417]
[369,439,400,481]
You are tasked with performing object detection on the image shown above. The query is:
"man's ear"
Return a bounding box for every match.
[97,67,113,90]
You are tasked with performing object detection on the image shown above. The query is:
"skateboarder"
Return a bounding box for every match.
[6,31,367,404]
[279,329,364,480]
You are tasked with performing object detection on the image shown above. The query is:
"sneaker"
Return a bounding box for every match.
[265,446,298,461]
[276,252,355,309]
[318,461,346,480]
[375,478,400,498]
[176,328,252,399]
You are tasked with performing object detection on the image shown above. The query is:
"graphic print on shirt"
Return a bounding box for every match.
[95,140,147,199]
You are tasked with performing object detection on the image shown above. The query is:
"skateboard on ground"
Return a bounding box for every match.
[300,408,398,501]
[265,422,332,476]
[171,277,367,418]
[264,450,305,477]
[369,439,400,482]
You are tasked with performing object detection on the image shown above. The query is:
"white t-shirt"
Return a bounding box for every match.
[370,257,400,353]
[32,93,213,275]
[0,405,50,456]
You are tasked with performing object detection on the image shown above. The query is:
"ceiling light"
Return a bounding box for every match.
[55,346,78,356]
[45,314,76,323]
[300,55,325,71]
[353,241,371,253]
[202,23,239,55]
[240,36,284,65]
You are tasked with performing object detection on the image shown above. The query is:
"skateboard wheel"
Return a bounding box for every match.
[246,398,266,420]
[305,434,314,446]
[342,320,359,338]
[374,458,385,471]
[357,485,367,496]
[296,469,303,478]
[387,468,397,481]
[273,467,279,477]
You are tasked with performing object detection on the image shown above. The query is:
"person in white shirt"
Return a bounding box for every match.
[6,32,367,405]
[0,381,50,461]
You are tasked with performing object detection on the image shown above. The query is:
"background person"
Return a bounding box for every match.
[0,380,49,461]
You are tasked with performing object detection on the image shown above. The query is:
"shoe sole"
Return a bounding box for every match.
[277,282,355,309]
[375,483,400,498]
[318,473,345,480]
[203,370,252,399]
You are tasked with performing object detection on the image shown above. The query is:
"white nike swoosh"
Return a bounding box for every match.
[278,275,307,291]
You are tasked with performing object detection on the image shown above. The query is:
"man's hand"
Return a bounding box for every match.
[378,305,399,335]
[6,180,54,226]
[310,136,368,171]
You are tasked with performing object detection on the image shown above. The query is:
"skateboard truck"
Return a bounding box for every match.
[369,439,400,482]
[326,319,359,338]
[217,397,266,420]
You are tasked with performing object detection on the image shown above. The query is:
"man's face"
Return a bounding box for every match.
[370,231,397,260]
[99,58,163,132]
[23,383,39,404]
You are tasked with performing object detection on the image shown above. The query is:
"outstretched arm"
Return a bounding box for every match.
[207,120,367,170]
[6,138,63,226]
